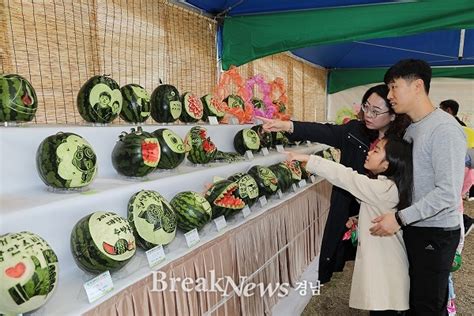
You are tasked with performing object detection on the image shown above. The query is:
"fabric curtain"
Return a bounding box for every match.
[84,181,332,316]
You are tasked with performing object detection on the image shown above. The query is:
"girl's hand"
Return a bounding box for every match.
[256,116,292,132]
[346,217,358,228]
[285,151,310,162]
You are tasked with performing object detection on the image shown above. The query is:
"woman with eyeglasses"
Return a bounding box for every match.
[258,84,411,285]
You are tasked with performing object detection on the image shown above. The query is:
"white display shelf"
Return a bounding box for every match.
[0,123,327,315]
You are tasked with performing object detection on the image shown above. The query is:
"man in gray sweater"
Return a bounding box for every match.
[369,59,466,315]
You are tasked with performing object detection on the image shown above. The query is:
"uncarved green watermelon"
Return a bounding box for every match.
[0,74,38,122]
[170,191,212,231]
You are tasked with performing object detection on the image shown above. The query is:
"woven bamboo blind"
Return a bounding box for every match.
[1,0,218,124]
[238,53,327,122]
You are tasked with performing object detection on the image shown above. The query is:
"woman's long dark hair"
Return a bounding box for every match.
[359,84,411,140]
[380,136,413,210]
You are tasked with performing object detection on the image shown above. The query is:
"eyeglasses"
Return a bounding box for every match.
[361,102,390,118]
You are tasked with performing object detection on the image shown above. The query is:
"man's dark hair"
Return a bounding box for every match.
[384,59,432,93]
[440,99,460,115]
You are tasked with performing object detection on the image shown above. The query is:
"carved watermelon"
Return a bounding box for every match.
[184,126,217,164]
[283,160,303,183]
[111,127,160,177]
[70,211,136,274]
[120,84,151,123]
[0,232,58,315]
[224,94,244,110]
[201,94,225,122]
[150,84,182,123]
[180,92,203,123]
[205,180,245,219]
[0,74,38,123]
[127,190,177,250]
[269,163,293,192]
[248,165,279,198]
[152,128,185,169]
[233,128,261,155]
[77,75,123,123]
[36,132,98,189]
[271,131,289,148]
[227,173,259,207]
[252,124,272,149]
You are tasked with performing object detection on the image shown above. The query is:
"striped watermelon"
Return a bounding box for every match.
[283,160,303,183]
[251,98,265,110]
[252,124,272,149]
[0,232,58,314]
[150,84,182,123]
[111,127,160,177]
[127,190,177,250]
[36,132,98,189]
[77,75,123,124]
[120,84,151,123]
[170,191,212,231]
[0,74,38,123]
[205,180,245,219]
[248,165,278,198]
[180,92,203,123]
[233,128,261,155]
[224,94,244,110]
[269,163,293,192]
[184,126,217,164]
[201,94,225,122]
[271,131,289,148]
[227,173,259,207]
[152,128,185,169]
[70,211,136,274]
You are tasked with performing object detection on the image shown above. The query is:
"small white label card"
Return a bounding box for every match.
[245,150,254,160]
[259,196,268,207]
[277,189,284,199]
[242,205,251,218]
[208,116,219,125]
[229,117,239,125]
[306,140,312,146]
[146,244,166,268]
[184,228,200,248]
[261,147,269,156]
[84,270,114,303]
[298,179,307,188]
[310,175,317,183]
[292,183,298,192]
[276,145,285,153]
[213,215,228,232]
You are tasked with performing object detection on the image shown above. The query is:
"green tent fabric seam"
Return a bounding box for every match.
[222,0,474,70]
[328,67,474,94]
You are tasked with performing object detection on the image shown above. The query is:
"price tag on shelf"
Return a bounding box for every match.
[245,150,254,160]
[242,206,251,218]
[261,147,269,156]
[84,271,114,303]
[146,244,166,268]
[292,183,298,192]
[298,179,307,188]
[306,140,312,146]
[229,117,239,125]
[213,216,228,232]
[259,196,268,207]
[277,189,283,199]
[81,190,98,196]
[310,175,317,183]
[208,116,219,125]
[213,176,225,183]
[184,228,200,248]
[276,145,285,153]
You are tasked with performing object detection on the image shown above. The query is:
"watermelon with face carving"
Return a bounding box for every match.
[205,180,245,219]
[0,232,58,314]
[152,128,185,169]
[36,132,98,189]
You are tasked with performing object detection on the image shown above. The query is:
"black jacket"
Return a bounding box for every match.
[289,119,375,283]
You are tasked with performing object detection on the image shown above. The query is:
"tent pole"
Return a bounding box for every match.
[458,29,466,61]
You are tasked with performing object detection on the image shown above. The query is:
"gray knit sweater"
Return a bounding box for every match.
[400,109,466,228]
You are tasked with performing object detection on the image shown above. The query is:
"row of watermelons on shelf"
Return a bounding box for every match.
[0,161,309,314]
[1,73,274,124]
[35,123,292,190]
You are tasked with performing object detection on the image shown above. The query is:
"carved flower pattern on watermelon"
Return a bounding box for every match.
[0,232,58,314]
[283,160,303,182]
[141,138,160,167]
[187,94,203,118]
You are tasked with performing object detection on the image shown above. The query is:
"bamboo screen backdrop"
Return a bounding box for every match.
[1,0,327,124]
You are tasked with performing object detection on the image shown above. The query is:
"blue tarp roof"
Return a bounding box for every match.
[183,0,474,69]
